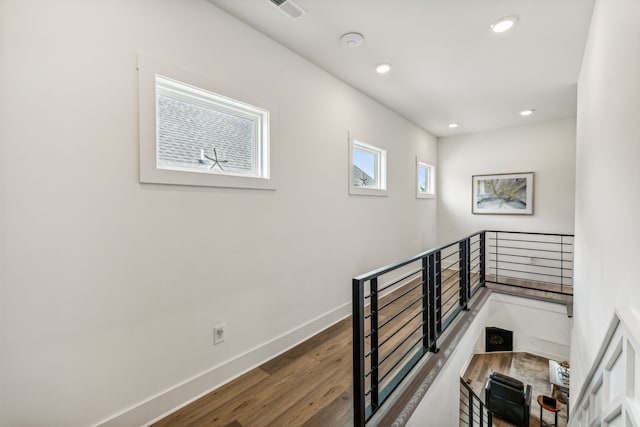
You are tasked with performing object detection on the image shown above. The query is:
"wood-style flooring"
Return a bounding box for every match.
[151,255,546,427]
[463,352,569,427]
[153,271,472,427]
[152,316,353,427]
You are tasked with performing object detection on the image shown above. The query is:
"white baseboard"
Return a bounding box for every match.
[94,302,351,427]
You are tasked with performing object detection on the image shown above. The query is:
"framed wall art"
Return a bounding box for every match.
[472,172,534,215]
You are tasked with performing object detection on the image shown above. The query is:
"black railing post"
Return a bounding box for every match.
[495,232,499,282]
[560,235,565,294]
[370,277,379,412]
[479,232,486,287]
[466,238,472,303]
[459,240,469,311]
[352,278,366,427]
[435,251,442,336]
[427,252,439,352]
[421,256,429,350]
[468,387,474,426]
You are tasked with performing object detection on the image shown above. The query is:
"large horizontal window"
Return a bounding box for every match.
[137,55,276,190]
[155,76,268,179]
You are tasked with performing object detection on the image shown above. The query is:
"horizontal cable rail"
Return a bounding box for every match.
[460,378,492,427]
[352,232,484,426]
[485,230,574,295]
[352,229,573,426]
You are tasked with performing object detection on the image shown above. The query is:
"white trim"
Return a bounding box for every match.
[93,302,351,427]
[568,307,640,427]
[137,54,277,190]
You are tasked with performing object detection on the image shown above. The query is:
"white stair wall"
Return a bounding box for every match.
[569,308,640,427]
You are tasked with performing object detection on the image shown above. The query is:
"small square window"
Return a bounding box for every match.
[350,139,387,196]
[417,160,435,199]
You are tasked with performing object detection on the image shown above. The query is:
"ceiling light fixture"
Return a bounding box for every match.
[448,123,459,129]
[490,15,519,33]
[520,109,535,116]
[376,63,392,74]
[339,32,364,48]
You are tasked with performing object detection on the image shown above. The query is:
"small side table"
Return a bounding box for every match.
[537,395,562,427]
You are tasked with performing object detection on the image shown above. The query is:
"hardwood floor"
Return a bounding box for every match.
[152,271,484,427]
[152,316,354,427]
[153,273,471,427]
[463,352,569,427]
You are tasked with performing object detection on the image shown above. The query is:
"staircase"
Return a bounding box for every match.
[460,377,492,427]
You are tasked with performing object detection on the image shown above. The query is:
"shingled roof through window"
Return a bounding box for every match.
[352,165,376,188]
[157,94,256,174]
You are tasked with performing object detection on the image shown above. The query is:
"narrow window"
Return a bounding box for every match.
[417,160,435,199]
[350,139,387,196]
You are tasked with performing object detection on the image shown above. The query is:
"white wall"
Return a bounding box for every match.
[568,308,640,427]
[438,118,576,243]
[0,1,437,426]
[481,293,571,361]
[571,0,640,402]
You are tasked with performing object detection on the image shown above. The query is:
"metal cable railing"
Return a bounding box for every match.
[352,232,485,426]
[460,378,492,427]
[352,230,574,426]
[485,231,574,295]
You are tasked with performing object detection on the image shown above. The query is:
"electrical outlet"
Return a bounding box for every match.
[214,323,226,345]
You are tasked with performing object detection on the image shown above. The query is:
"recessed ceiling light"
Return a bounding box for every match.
[490,15,519,33]
[520,109,535,116]
[448,123,459,129]
[376,63,392,74]
[339,32,364,48]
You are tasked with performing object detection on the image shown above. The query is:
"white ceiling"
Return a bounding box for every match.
[208,0,595,137]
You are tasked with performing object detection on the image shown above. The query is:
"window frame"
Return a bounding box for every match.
[155,76,268,178]
[416,159,435,199]
[138,54,277,190]
[349,138,387,196]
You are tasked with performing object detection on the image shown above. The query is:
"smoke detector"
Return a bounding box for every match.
[339,32,365,48]
[268,0,305,20]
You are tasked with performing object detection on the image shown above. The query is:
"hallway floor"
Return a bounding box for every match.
[152,316,354,427]
[152,275,460,427]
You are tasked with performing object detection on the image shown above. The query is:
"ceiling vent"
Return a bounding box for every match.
[268,0,305,20]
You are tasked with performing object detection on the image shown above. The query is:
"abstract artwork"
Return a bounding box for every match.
[472,172,534,214]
